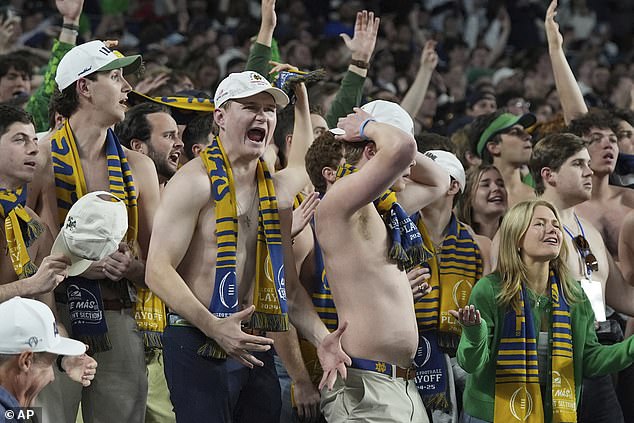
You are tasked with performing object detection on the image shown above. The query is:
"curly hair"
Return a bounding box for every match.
[305,131,344,194]
[567,108,619,138]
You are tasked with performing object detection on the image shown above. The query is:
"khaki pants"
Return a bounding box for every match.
[321,367,429,422]
[145,349,176,423]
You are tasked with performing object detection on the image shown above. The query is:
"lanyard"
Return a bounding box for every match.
[563,213,592,278]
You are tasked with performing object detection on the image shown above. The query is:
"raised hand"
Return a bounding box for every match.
[134,72,170,95]
[209,305,274,368]
[340,10,380,63]
[28,254,70,295]
[408,265,431,302]
[317,321,352,391]
[334,107,375,142]
[56,0,84,22]
[62,352,97,387]
[420,40,438,72]
[545,0,563,49]
[291,192,320,238]
[448,305,481,327]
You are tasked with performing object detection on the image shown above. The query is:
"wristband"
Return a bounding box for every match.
[62,23,80,31]
[359,118,376,140]
[56,355,66,373]
[350,59,369,69]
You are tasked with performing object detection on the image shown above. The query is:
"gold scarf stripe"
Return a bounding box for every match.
[0,188,43,279]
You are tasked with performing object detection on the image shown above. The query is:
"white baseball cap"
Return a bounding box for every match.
[55,40,142,91]
[423,150,466,193]
[330,100,414,136]
[51,191,128,277]
[213,71,289,108]
[0,297,85,355]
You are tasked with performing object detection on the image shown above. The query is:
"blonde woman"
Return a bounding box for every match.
[450,200,634,423]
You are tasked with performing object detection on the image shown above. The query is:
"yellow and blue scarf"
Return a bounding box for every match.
[495,271,576,422]
[414,213,482,411]
[335,163,427,270]
[0,187,43,279]
[310,219,338,332]
[200,137,288,358]
[51,121,138,352]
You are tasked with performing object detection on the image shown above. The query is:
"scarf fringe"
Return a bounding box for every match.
[78,334,112,353]
[388,243,410,270]
[423,393,450,412]
[20,261,39,279]
[197,339,227,359]
[438,332,460,354]
[142,331,163,349]
[251,312,289,332]
[25,219,45,247]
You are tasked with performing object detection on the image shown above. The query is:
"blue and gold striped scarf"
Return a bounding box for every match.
[310,220,338,331]
[415,214,482,345]
[0,187,43,279]
[336,163,427,270]
[495,271,576,423]
[414,213,482,411]
[51,121,138,352]
[200,137,288,358]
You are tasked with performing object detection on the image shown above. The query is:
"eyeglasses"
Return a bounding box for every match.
[573,235,599,273]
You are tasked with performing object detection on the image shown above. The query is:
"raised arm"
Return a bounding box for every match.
[319,109,417,219]
[145,160,273,367]
[25,0,85,132]
[396,150,451,215]
[273,82,312,207]
[325,10,380,128]
[245,0,276,78]
[400,40,438,118]
[483,7,510,69]
[545,0,587,124]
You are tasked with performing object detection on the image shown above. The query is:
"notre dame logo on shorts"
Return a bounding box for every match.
[375,361,387,374]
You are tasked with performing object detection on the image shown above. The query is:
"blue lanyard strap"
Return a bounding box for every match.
[563,213,592,277]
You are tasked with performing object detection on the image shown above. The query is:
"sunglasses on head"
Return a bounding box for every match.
[573,235,599,273]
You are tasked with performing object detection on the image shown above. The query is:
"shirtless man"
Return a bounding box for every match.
[28,40,161,423]
[468,110,536,207]
[544,0,634,259]
[568,111,634,258]
[0,105,68,303]
[315,100,450,422]
[0,104,98,391]
[145,71,347,423]
[530,132,634,423]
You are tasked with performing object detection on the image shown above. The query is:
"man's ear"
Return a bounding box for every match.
[541,167,555,186]
[322,166,337,184]
[17,350,34,372]
[130,139,147,154]
[448,179,461,196]
[213,108,226,131]
[486,141,501,156]
[76,78,91,99]
[363,142,377,160]
[192,143,204,157]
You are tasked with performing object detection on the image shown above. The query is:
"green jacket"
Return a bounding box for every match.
[26,39,75,132]
[458,273,634,422]
[245,42,365,128]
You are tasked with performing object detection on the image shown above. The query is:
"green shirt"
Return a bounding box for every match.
[457,273,634,423]
[26,39,75,132]
[244,42,365,128]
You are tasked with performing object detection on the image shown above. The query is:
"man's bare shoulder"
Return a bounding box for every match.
[613,185,634,207]
[161,157,211,209]
[124,148,156,177]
